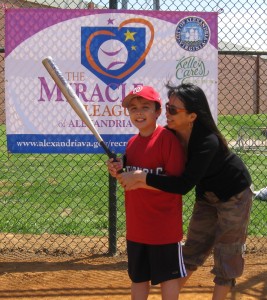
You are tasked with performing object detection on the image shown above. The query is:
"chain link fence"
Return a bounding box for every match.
[0,0,266,257]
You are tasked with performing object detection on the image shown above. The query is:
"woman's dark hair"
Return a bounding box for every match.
[166,82,229,153]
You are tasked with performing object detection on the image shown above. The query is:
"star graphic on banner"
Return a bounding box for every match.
[107,18,115,25]
[131,45,137,50]
[124,30,136,41]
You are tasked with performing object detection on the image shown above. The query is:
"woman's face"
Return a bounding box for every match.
[166,94,196,133]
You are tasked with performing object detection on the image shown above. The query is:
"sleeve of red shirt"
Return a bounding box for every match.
[162,129,185,177]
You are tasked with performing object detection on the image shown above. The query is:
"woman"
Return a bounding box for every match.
[109,83,253,300]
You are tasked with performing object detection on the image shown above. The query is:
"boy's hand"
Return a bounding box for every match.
[106,157,123,178]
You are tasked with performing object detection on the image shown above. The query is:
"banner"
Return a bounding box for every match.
[5,9,218,153]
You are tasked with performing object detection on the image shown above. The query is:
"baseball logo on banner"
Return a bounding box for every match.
[81,18,154,86]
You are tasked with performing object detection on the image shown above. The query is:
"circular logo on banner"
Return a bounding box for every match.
[175,16,210,51]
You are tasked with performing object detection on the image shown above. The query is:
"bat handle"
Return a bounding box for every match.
[100,141,116,159]
[100,141,124,174]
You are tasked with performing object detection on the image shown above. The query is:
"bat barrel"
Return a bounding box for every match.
[42,56,122,168]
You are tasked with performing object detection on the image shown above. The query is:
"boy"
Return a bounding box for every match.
[107,85,186,300]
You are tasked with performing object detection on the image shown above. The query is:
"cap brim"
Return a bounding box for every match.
[122,95,162,108]
[122,94,138,108]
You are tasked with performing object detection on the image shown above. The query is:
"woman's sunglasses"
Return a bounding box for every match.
[165,103,187,115]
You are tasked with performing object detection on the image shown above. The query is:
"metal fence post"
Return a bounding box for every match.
[109,0,117,9]
[122,0,128,9]
[108,174,117,255]
[153,0,160,10]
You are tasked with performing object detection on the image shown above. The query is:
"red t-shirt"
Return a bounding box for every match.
[125,125,184,245]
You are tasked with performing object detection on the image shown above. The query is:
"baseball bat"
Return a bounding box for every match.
[42,56,120,163]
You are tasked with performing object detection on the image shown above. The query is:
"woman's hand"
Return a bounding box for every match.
[106,157,123,178]
[117,170,147,190]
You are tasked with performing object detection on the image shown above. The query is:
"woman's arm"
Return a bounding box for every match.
[146,133,220,194]
[107,161,160,191]
[117,169,190,193]
[118,132,220,195]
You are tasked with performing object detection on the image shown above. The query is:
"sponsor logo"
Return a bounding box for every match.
[175,16,210,51]
[176,56,209,82]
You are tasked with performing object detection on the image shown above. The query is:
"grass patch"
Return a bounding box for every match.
[218,113,267,141]
[0,114,266,238]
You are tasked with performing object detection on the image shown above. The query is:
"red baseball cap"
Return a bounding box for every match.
[122,85,162,108]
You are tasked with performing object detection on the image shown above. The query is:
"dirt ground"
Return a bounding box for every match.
[0,234,266,300]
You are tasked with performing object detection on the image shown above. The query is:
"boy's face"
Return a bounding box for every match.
[127,97,161,136]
